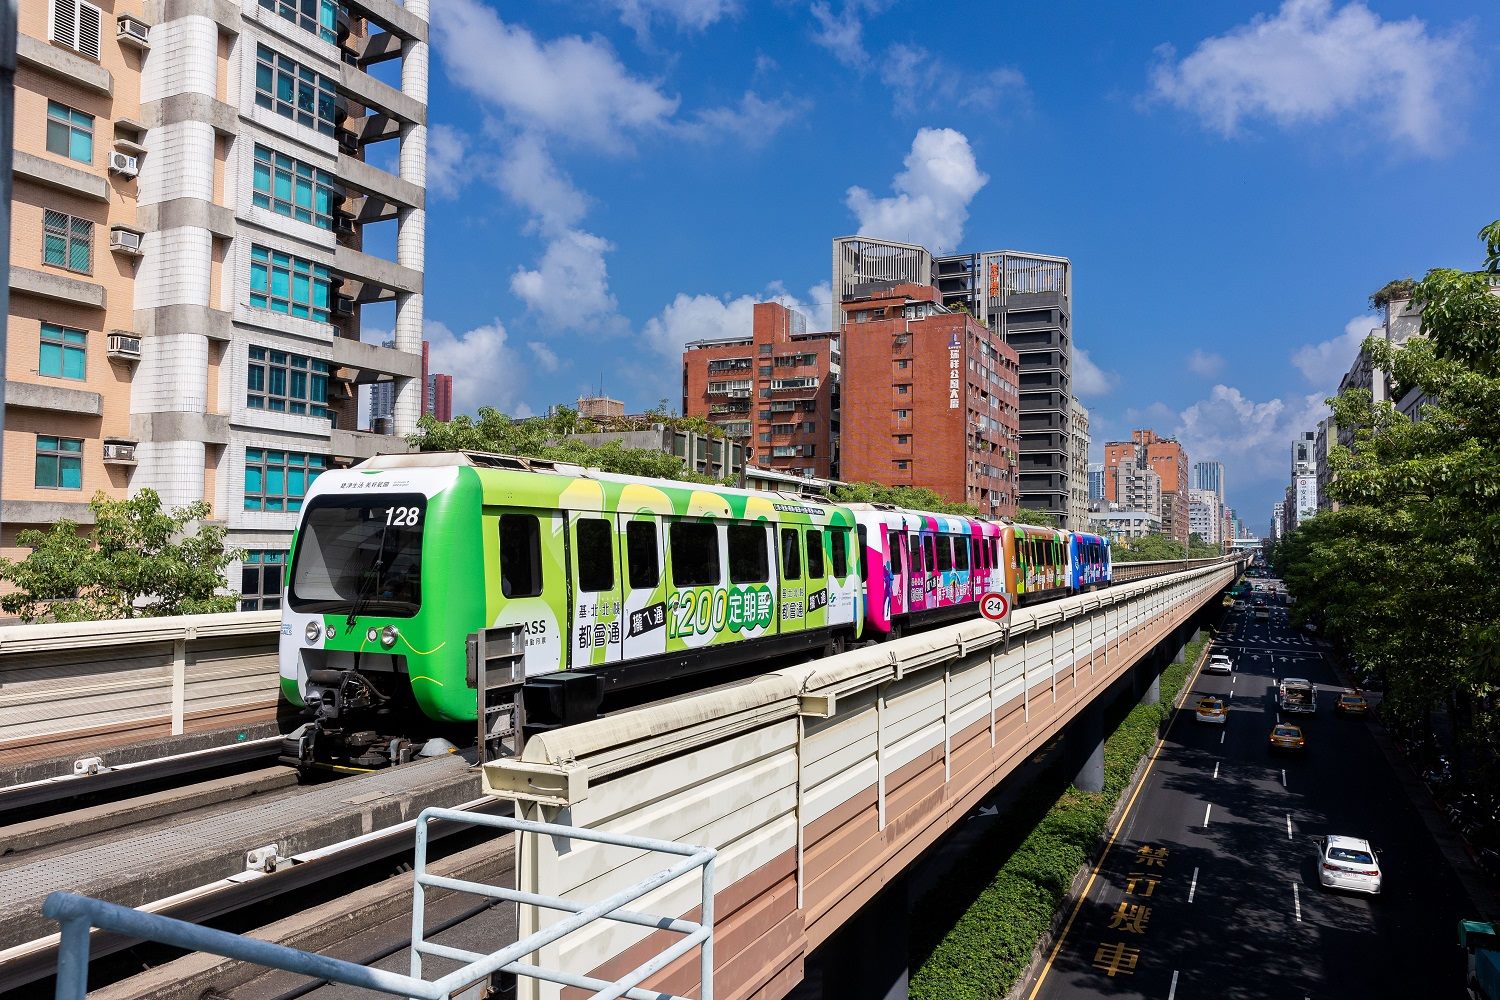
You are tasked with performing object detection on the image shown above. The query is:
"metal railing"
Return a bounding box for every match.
[45,807,716,1000]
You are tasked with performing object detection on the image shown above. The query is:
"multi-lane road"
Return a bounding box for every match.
[1030,576,1473,999]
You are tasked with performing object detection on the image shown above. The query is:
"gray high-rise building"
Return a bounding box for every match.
[1192,461,1225,501]
[1088,463,1105,502]
[834,237,1076,524]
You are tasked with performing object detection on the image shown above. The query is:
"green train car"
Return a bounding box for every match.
[279,452,863,767]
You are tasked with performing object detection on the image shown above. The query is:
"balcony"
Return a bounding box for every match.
[706,381,752,396]
[770,377,818,393]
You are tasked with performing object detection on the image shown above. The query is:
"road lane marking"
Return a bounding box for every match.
[1286,813,1293,839]
[1219,731,1225,744]
[1293,882,1302,921]
[1168,970,1179,1000]
[1188,867,1199,903]
[1203,803,1212,828]
[1281,769,1287,788]
[1024,644,1212,1000]
[1213,761,1220,779]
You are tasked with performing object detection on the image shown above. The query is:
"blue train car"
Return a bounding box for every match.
[1069,532,1112,591]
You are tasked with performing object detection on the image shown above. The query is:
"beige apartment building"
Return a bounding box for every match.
[6,0,429,609]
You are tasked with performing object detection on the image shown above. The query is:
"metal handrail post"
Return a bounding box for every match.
[700,856,714,1000]
[409,800,431,985]
[54,917,90,1000]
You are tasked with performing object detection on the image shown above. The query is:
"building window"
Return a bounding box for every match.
[254,45,337,135]
[894,434,910,445]
[895,460,909,470]
[240,550,286,610]
[247,346,331,417]
[249,245,332,322]
[252,146,337,229]
[35,435,83,489]
[259,0,339,43]
[46,102,93,163]
[895,409,910,419]
[49,0,102,59]
[895,359,910,369]
[43,210,92,274]
[896,384,909,395]
[243,448,325,512]
[39,323,87,380]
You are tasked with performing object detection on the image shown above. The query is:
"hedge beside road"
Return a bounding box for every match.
[908,633,1208,1000]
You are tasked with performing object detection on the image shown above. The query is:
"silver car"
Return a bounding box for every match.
[1315,835,1382,895]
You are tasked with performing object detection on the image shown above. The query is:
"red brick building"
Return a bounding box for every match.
[839,284,1021,517]
[681,302,839,479]
[1103,429,1190,542]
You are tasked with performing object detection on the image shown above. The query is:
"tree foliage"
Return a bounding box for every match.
[1369,276,1416,311]
[1113,532,1216,562]
[829,481,978,515]
[408,405,723,484]
[1277,220,1500,780]
[0,490,239,623]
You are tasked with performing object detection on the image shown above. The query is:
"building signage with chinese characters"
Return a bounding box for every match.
[949,334,960,409]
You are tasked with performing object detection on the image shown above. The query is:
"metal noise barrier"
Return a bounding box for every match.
[44,806,717,1000]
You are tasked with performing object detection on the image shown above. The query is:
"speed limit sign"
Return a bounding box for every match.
[980,592,1010,621]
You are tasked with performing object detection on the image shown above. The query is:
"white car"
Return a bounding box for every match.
[1204,653,1233,675]
[1315,835,1382,895]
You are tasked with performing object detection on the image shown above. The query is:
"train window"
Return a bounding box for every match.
[805,530,825,578]
[890,533,903,576]
[626,521,659,589]
[991,538,999,565]
[575,518,614,593]
[857,524,869,578]
[936,535,954,572]
[670,521,720,587]
[831,529,849,578]
[727,523,769,584]
[925,536,937,574]
[781,528,801,579]
[955,537,970,571]
[908,533,922,573]
[499,513,542,598]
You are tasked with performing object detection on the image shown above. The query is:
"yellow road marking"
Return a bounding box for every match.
[1026,643,1209,1000]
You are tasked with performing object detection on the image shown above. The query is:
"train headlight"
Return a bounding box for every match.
[304,621,322,645]
[380,625,399,648]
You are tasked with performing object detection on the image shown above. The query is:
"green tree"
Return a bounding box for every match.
[829,481,978,515]
[1280,220,1500,775]
[0,490,239,623]
[407,406,722,483]
[1114,533,1193,562]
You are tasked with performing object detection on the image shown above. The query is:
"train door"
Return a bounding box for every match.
[906,529,928,613]
[492,508,570,676]
[663,518,726,653]
[619,514,667,661]
[567,512,625,668]
[779,525,807,633]
[803,526,829,630]
[954,531,972,603]
[889,528,908,618]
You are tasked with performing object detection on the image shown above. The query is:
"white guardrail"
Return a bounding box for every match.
[0,612,280,760]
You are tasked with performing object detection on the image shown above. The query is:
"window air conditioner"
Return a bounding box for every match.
[108,151,139,177]
[102,442,138,463]
[109,227,144,254]
[107,333,141,359]
[333,295,355,317]
[117,14,150,48]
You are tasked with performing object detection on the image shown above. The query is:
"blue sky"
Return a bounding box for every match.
[405,0,1496,533]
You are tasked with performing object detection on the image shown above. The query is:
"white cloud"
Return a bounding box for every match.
[528,341,563,373]
[880,44,1028,117]
[642,282,828,361]
[426,125,467,199]
[492,133,588,234]
[1174,384,1329,485]
[845,128,989,253]
[1291,314,1375,387]
[679,91,806,147]
[611,0,738,36]
[511,229,625,332]
[433,0,679,151]
[1186,349,1226,378]
[809,0,883,67]
[1072,346,1118,398]
[424,319,527,417]
[1149,0,1472,156]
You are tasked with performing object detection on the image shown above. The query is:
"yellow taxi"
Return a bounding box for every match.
[1269,723,1306,752]
[1195,697,1228,725]
[1336,692,1369,715]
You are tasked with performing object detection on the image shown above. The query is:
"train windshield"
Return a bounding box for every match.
[288,493,426,618]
